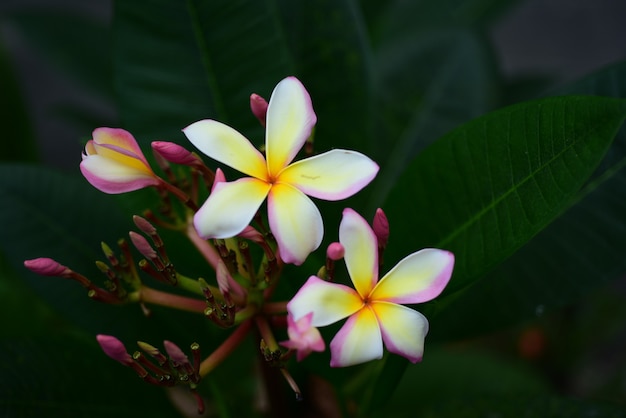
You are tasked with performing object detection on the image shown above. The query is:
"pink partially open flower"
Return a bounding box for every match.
[288,209,454,367]
[184,77,379,265]
[80,127,161,194]
[280,312,325,362]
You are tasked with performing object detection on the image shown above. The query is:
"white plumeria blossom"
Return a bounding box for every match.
[288,208,455,367]
[183,77,379,265]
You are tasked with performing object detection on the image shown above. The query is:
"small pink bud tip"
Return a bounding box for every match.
[151,141,200,166]
[250,93,268,126]
[163,340,190,365]
[326,242,345,261]
[129,231,157,259]
[133,215,157,235]
[211,168,227,192]
[373,208,389,248]
[238,225,264,244]
[96,334,133,365]
[24,258,69,276]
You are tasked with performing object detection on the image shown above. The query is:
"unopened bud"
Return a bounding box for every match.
[250,93,268,126]
[24,258,69,276]
[129,231,157,260]
[163,340,190,365]
[133,215,157,235]
[211,168,226,193]
[96,334,133,365]
[137,341,168,365]
[152,141,201,166]
[373,208,389,249]
[326,242,345,260]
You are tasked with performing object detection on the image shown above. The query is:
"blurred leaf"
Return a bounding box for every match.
[368,27,498,208]
[0,36,37,162]
[0,336,181,418]
[113,0,295,144]
[377,345,550,417]
[0,164,206,344]
[433,61,626,341]
[371,95,626,411]
[5,10,112,99]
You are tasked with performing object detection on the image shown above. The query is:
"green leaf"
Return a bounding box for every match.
[368,27,498,208]
[0,164,205,343]
[113,0,295,144]
[0,335,181,418]
[432,61,626,341]
[370,95,626,411]
[0,37,38,162]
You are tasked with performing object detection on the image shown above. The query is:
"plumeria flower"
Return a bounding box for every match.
[80,127,161,194]
[288,208,454,367]
[280,312,325,362]
[183,77,379,265]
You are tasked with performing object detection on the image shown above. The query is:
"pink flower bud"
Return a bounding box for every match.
[151,141,201,166]
[96,334,133,365]
[216,260,247,302]
[163,340,190,365]
[80,127,161,194]
[250,93,268,126]
[24,258,70,276]
[280,312,325,362]
[372,208,389,248]
[129,231,157,260]
[238,225,264,244]
[211,168,226,193]
[326,242,345,261]
[133,215,157,235]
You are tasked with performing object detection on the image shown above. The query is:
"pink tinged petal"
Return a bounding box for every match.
[193,178,271,239]
[80,155,161,194]
[339,208,378,299]
[371,302,428,363]
[279,150,379,200]
[370,249,455,304]
[265,77,317,177]
[288,276,363,327]
[93,127,149,165]
[183,119,268,180]
[329,307,383,367]
[267,183,322,265]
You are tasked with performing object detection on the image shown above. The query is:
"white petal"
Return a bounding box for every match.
[193,178,270,238]
[372,302,428,363]
[288,276,363,327]
[371,249,454,304]
[183,119,268,180]
[329,307,383,367]
[279,149,379,200]
[267,182,323,265]
[265,77,317,177]
[339,208,378,299]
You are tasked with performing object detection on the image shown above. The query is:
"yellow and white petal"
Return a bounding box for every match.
[267,182,323,265]
[183,119,268,180]
[370,249,454,304]
[92,127,148,164]
[193,178,271,239]
[90,141,153,174]
[278,150,379,200]
[80,155,160,194]
[329,307,383,367]
[371,301,428,363]
[288,276,363,327]
[265,77,317,177]
[339,208,378,299]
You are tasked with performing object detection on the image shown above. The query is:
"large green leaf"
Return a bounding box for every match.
[369,95,626,411]
[432,61,626,341]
